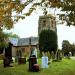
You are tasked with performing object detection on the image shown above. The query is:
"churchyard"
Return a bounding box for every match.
[0,42,75,75]
[0,37,75,75]
[0,58,75,75]
[0,0,75,75]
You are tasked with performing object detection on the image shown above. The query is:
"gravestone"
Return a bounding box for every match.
[18,57,26,64]
[4,42,13,67]
[42,55,48,68]
[31,47,37,58]
[29,47,38,71]
[29,55,37,71]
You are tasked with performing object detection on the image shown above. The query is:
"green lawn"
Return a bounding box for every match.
[0,58,75,75]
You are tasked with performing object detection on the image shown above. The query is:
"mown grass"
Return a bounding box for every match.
[0,58,75,75]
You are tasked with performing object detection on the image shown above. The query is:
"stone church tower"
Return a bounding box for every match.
[38,14,57,35]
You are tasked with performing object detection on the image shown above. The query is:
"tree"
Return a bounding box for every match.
[0,32,8,48]
[0,0,35,48]
[50,0,75,26]
[70,44,75,56]
[33,0,75,26]
[0,32,8,54]
[6,32,19,38]
[62,40,71,56]
[0,0,68,31]
[0,0,35,29]
[0,0,74,31]
[0,32,19,54]
[39,29,58,54]
[60,0,75,26]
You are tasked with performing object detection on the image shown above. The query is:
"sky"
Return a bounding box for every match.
[4,6,75,49]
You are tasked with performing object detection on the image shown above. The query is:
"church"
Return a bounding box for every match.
[10,13,57,58]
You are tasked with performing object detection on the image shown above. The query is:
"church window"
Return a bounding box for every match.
[43,20,46,27]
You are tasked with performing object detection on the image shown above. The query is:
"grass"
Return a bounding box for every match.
[0,58,75,75]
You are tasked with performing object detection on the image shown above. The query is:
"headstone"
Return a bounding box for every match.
[42,55,48,68]
[68,52,72,59]
[4,42,13,67]
[18,57,26,64]
[32,47,37,58]
[29,56,37,71]
[69,52,72,57]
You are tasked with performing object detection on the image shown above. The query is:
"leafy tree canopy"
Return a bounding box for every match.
[0,32,19,48]
[0,0,75,31]
[70,44,75,55]
[62,40,71,53]
[62,40,75,56]
[0,32,8,48]
[33,0,75,26]
[39,29,58,53]
[6,32,19,38]
[0,0,35,47]
[0,0,36,30]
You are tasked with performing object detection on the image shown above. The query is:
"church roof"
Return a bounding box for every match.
[9,37,38,46]
[17,37,38,46]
